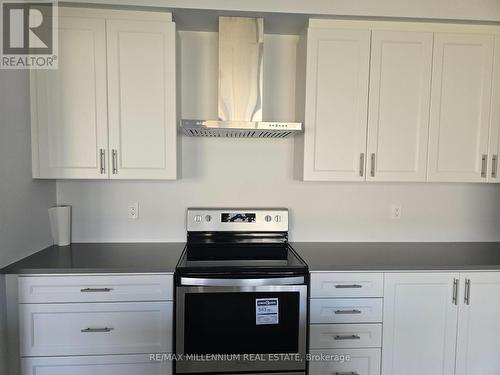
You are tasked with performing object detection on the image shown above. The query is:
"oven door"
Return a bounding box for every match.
[176,278,307,374]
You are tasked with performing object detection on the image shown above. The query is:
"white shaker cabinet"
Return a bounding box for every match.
[298,25,434,182]
[455,272,500,375]
[382,273,459,375]
[299,27,371,181]
[366,30,433,181]
[106,20,177,179]
[427,33,495,182]
[487,36,500,182]
[22,355,171,375]
[31,8,178,180]
[30,17,108,179]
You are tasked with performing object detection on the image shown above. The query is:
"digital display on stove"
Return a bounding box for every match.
[221,213,256,223]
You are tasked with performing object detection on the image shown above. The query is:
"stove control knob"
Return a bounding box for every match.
[194,215,202,222]
[205,215,212,222]
[264,215,272,222]
[274,215,282,222]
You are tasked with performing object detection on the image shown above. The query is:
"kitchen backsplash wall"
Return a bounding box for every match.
[57,31,500,242]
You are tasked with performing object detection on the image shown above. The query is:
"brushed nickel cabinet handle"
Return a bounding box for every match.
[335,372,359,375]
[99,149,106,174]
[370,153,376,177]
[492,155,498,179]
[81,327,113,333]
[359,153,365,177]
[481,154,487,178]
[334,309,362,315]
[335,284,363,289]
[80,288,113,293]
[452,278,458,305]
[465,279,471,305]
[112,149,118,174]
[334,334,361,340]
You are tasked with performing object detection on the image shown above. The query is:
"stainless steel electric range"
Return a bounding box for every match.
[175,208,308,375]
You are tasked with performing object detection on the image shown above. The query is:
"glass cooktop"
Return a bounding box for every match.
[176,242,308,276]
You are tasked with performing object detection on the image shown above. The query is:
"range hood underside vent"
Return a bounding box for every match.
[181,120,302,138]
[183,128,294,138]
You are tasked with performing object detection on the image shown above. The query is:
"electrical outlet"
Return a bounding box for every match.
[128,202,139,219]
[391,205,402,220]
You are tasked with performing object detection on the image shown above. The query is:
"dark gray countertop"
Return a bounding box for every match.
[1,243,186,274]
[3,242,500,274]
[291,242,500,271]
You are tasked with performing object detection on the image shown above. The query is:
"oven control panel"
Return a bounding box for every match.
[187,208,289,232]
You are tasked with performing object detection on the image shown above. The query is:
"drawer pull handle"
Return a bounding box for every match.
[334,334,361,340]
[335,284,363,289]
[80,288,113,293]
[334,309,362,315]
[81,327,114,333]
[335,372,359,375]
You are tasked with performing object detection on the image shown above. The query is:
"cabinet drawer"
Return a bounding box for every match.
[311,273,383,298]
[309,349,381,375]
[21,354,171,375]
[19,274,173,303]
[20,302,172,357]
[310,298,383,324]
[310,324,382,349]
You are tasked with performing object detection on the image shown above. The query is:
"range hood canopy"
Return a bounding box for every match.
[181,16,303,138]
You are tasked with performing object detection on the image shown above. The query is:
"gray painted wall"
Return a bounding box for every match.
[0,69,56,268]
[0,275,5,375]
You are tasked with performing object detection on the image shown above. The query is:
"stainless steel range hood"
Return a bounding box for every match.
[181,17,302,138]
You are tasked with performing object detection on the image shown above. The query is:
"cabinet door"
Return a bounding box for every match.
[428,33,494,182]
[21,354,171,375]
[107,20,178,180]
[20,302,172,356]
[366,31,433,181]
[303,28,370,181]
[309,349,380,375]
[455,272,500,375]
[382,273,459,375]
[488,36,500,182]
[31,17,108,178]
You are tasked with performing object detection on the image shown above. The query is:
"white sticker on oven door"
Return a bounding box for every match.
[256,298,279,325]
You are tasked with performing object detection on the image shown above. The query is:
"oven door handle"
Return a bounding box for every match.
[179,276,305,287]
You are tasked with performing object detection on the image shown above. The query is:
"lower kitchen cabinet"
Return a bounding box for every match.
[455,272,500,375]
[309,349,381,375]
[382,271,500,375]
[13,274,175,375]
[382,273,459,375]
[21,354,171,375]
[309,323,382,349]
[19,301,172,357]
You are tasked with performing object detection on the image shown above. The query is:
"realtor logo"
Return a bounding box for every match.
[1,0,58,69]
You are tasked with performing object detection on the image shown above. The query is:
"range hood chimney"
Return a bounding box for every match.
[181,16,303,138]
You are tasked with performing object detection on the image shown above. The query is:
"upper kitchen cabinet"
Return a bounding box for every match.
[30,16,108,179]
[297,22,433,182]
[487,36,500,182]
[296,26,371,181]
[366,30,433,182]
[106,19,177,179]
[31,8,178,180]
[297,20,500,183]
[427,33,494,182]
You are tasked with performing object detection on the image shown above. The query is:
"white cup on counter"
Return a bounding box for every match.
[48,205,72,246]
